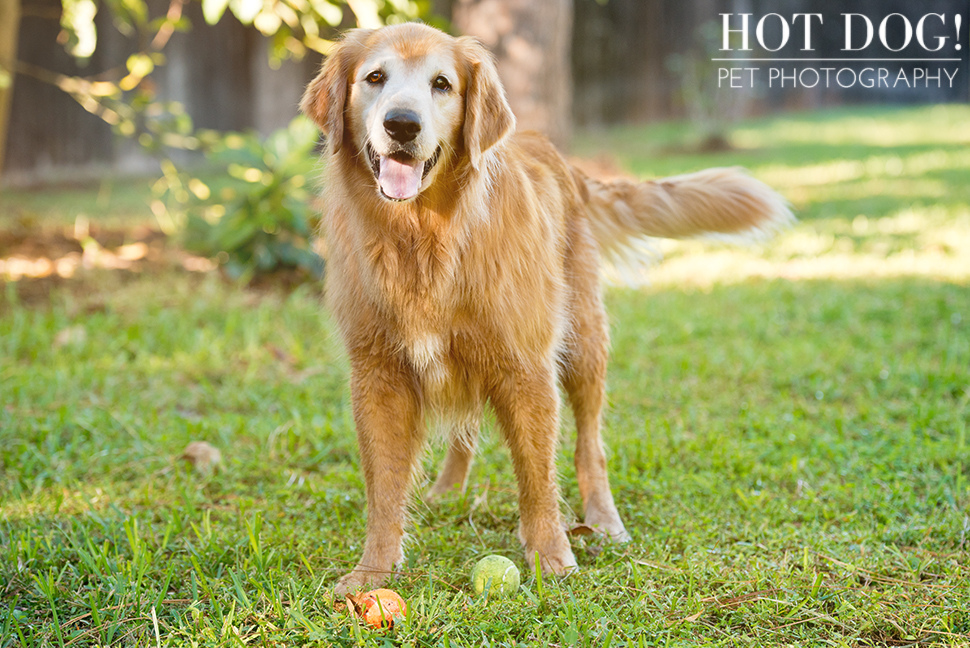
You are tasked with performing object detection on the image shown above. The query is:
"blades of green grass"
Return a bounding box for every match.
[31,568,66,648]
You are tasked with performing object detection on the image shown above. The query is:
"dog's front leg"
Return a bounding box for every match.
[335,355,424,596]
[489,366,578,575]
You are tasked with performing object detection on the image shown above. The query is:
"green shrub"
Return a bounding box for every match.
[152,116,324,282]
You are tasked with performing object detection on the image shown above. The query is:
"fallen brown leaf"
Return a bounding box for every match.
[53,325,87,350]
[181,441,222,474]
[567,523,596,537]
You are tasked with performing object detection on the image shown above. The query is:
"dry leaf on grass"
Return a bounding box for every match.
[266,343,298,366]
[53,325,87,350]
[567,523,597,537]
[181,441,222,474]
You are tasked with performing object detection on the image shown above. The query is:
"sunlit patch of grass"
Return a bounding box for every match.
[805,176,948,203]
[732,104,970,149]
[0,176,160,229]
[761,158,870,188]
[758,148,970,192]
[641,206,970,287]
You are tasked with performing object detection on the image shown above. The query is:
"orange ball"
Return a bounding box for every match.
[358,589,407,629]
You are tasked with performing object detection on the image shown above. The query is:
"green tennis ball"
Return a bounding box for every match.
[471,555,520,598]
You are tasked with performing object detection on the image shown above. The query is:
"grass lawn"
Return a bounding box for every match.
[2,104,969,646]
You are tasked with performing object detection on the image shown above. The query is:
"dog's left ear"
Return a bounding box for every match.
[458,37,515,171]
[301,30,373,153]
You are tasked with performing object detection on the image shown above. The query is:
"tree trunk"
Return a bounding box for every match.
[453,0,573,150]
[0,0,20,180]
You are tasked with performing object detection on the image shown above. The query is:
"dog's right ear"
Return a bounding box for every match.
[301,30,373,153]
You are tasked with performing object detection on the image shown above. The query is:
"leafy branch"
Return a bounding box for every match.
[8,0,437,281]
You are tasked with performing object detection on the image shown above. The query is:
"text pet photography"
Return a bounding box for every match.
[715,11,965,92]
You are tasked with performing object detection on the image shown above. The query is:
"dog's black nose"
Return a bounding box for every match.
[383,109,421,143]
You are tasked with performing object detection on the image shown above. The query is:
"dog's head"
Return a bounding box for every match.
[301,24,515,202]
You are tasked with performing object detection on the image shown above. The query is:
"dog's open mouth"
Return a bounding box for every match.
[367,145,441,201]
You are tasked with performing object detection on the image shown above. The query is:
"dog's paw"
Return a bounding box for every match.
[424,478,460,502]
[583,503,632,543]
[528,546,578,576]
[333,567,392,597]
[582,518,631,543]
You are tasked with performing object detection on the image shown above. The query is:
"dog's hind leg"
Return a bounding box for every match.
[560,317,631,542]
[561,221,631,542]
[426,419,480,499]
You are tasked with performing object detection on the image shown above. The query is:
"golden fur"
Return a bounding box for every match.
[301,23,793,594]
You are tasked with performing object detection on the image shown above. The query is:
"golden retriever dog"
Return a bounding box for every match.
[301,23,792,594]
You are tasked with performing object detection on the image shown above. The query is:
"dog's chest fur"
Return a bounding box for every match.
[323,155,572,410]
[364,217,465,380]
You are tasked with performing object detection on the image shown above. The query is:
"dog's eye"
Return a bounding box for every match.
[432,75,451,92]
[365,70,384,85]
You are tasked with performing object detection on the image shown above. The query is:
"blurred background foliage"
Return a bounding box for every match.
[36,0,437,281]
[152,116,323,281]
[8,0,966,283]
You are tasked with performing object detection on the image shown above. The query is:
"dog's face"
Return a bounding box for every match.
[301,24,515,203]
[348,37,464,201]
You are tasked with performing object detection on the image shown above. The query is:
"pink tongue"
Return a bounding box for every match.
[378,156,424,200]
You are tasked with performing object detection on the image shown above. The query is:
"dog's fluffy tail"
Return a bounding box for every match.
[579,167,794,280]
